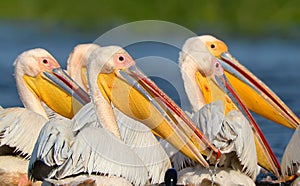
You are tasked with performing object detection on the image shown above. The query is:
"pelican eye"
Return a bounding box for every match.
[210,44,216,49]
[215,62,219,68]
[42,59,49,64]
[118,56,124,62]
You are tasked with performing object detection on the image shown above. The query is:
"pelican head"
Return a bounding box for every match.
[197,35,300,129]
[67,43,100,91]
[14,48,89,119]
[87,45,221,168]
[180,37,282,178]
[14,49,60,76]
[180,37,235,113]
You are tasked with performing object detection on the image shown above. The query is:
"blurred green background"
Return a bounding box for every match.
[1,0,299,39]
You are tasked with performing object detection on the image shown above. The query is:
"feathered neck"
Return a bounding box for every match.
[179,52,206,112]
[14,63,49,120]
[88,58,121,139]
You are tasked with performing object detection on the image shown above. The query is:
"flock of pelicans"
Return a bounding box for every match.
[0,35,299,186]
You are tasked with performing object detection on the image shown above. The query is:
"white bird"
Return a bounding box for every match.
[65,43,172,183]
[168,36,280,185]
[0,48,88,185]
[199,35,300,184]
[28,45,220,185]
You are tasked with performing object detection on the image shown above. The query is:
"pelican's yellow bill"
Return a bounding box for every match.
[220,53,300,129]
[24,74,82,118]
[224,70,299,129]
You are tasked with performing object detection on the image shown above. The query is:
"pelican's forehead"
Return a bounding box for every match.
[23,48,55,60]
[95,45,123,56]
[14,48,60,69]
[90,45,128,64]
[182,37,208,53]
[182,37,214,63]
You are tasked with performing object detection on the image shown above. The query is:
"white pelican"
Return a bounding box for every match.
[172,41,257,185]
[67,43,174,184]
[28,46,221,185]
[199,35,300,129]
[281,125,300,183]
[197,35,300,182]
[65,43,174,184]
[0,48,89,185]
[172,36,283,184]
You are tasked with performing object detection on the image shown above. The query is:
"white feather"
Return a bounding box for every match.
[29,117,73,169]
[192,101,257,179]
[0,107,47,158]
[71,103,100,131]
[115,108,171,184]
[281,125,300,177]
[29,104,150,185]
[53,127,148,186]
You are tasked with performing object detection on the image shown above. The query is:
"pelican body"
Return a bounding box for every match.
[174,35,288,184]
[0,48,88,185]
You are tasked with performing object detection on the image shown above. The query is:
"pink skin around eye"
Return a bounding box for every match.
[38,57,60,71]
[212,58,224,76]
[114,53,135,69]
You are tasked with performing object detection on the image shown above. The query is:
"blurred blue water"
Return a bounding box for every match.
[0,21,299,166]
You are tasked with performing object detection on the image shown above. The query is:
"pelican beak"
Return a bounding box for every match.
[51,68,91,104]
[24,68,90,119]
[220,52,300,129]
[195,61,282,178]
[97,65,221,168]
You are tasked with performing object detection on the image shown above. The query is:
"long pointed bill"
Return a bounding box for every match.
[97,66,221,168]
[51,68,91,104]
[24,68,90,119]
[220,52,300,129]
[196,66,281,178]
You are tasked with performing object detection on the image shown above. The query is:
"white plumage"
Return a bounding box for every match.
[193,101,257,178]
[281,125,300,177]
[29,46,172,185]
[171,36,259,185]
[0,49,67,185]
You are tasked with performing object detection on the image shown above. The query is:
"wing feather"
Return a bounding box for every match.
[0,107,47,158]
[74,104,171,184]
[192,101,257,178]
[28,117,73,180]
[53,127,149,186]
[161,101,224,170]
[71,103,100,131]
[281,125,300,177]
[115,108,171,184]
[225,110,257,179]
